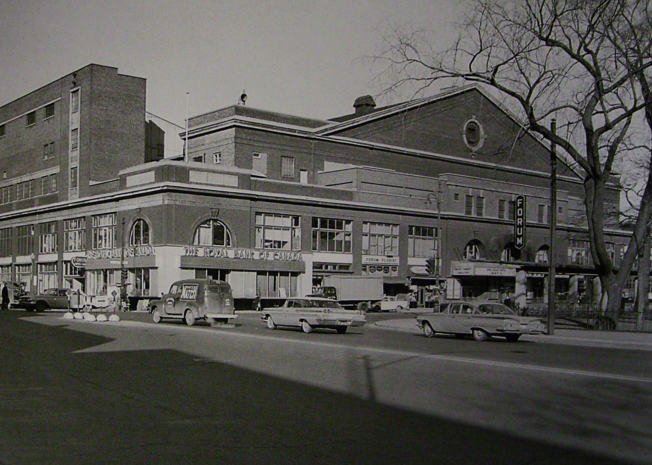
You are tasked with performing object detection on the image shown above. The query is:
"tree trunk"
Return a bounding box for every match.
[637,227,651,331]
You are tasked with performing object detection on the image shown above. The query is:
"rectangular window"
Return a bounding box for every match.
[16,225,34,256]
[256,271,298,298]
[64,217,86,252]
[499,199,515,220]
[1,185,12,204]
[71,89,80,113]
[213,152,221,164]
[568,239,591,266]
[70,167,78,189]
[38,263,58,293]
[192,154,205,163]
[475,197,485,217]
[26,111,36,126]
[0,228,12,256]
[311,218,352,253]
[281,156,295,179]
[71,128,79,151]
[408,225,438,258]
[45,103,55,119]
[38,222,58,254]
[537,204,548,224]
[92,213,116,250]
[465,195,474,216]
[255,213,301,250]
[362,222,399,256]
[0,124,5,137]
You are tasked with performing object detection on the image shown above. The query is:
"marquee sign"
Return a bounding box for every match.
[183,246,302,262]
[514,195,526,250]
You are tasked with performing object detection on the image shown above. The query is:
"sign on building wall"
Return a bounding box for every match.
[514,195,526,250]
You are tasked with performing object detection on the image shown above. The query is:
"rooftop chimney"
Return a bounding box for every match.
[353,95,376,117]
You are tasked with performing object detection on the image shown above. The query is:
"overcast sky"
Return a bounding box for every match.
[1,0,461,156]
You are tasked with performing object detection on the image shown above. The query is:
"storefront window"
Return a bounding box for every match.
[193,219,231,247]
[92,213,116,250]
[64,217,86,252]
[408,225,437,258]
[16,264,32,293]
[362,222,399,256]
[311,217,352,253]
[0,228,11,257]
[130,268,150,296]
[568,239,591,265]
[257,271,298,298]
[255,213,300,250]
[38,262,58,293]
[130,219,151,246]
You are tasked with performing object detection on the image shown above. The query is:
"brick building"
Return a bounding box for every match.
[0,65,630,310]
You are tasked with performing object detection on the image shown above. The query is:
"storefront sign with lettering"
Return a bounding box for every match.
[86,245,155,260]
[183,246,302,262]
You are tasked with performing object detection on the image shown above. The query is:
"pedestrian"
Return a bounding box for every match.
[2,282,9,310]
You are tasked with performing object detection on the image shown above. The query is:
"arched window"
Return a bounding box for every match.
[130,219,150,246]
[535,245,549,264]
[193,219,232,247]
[463,240,484,261]
[501,242,521,262]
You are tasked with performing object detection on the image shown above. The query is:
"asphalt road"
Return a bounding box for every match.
[1,309,650,465]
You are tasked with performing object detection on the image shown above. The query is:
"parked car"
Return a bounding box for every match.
[372,295,409,312]
[416,300,546,342]
[15,288,74,312]
[261,297,366,334]
[148,279,237,326]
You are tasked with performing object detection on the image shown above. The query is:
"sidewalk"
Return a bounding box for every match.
[373,312,652,351]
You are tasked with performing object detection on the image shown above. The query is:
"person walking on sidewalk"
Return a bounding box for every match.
[1,283,10,310]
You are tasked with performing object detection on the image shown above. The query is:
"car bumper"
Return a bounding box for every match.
[317,317,366,328]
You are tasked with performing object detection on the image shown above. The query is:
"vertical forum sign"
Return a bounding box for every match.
[514,195,526,249]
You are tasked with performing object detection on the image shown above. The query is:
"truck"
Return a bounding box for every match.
[314,276,384,312]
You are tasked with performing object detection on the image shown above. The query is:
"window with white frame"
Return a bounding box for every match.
[568,239,591,265]
[38,222,58,254]
[64,217,86,252]
[71,128,79,151]
[130,219,151,246]
[38,263,58,292]
[256,271,298,298]
[535,246,549,264]
[408,225,438,258]
[213,152,222,164]
[255,213,300,250]
[362,222,399,256]
[92,213,116,250]
[311,218,352,253]
[463,241,482,260]
[71,89,80,113]
[16,225,34,256]
[193,219,232,247]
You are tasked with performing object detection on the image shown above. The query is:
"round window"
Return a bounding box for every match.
[463,119,485,151]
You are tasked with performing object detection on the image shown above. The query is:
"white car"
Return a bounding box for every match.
[372,295,409,312]
[261,297,366,334]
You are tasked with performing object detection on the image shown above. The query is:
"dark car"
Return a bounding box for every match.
[416,300,546,342]
[16,288,73,312]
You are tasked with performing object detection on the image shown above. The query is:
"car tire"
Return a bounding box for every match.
[505,334,520,342]
[266,316,276,330]
[184,310,196,327]
[358,302,370,313]
[422,322,435,338]
[35,301,48,313]
[301,320,313,333]
[152,308,162,324]
[472,329,488,342]
[395,305,404,313]
[336,326,347,334]
[372,306,381,313]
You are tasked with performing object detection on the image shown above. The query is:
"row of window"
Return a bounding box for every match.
[465,195,551,223]
[0,213,439,259]
[0,103,57,139]
[0,174,58,204]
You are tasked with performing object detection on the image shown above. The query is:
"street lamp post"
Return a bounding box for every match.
[548,119,557,335]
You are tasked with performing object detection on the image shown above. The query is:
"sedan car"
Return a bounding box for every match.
[416,301,546,342]
[15,288,74,312]
[261,297,366,334]
[372,295,409,312]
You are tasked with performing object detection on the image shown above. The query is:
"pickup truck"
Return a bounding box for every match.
[372,295,410,313]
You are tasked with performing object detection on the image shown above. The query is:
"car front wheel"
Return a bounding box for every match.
[35,301,48,313]
[472,329,488,342]
[184,310,196,326]
[422,322,435,338]
[266,316,276,330]
[152,308,161,324]
[301,320,313,333]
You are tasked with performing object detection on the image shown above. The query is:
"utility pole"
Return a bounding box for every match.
[548,119,557,335]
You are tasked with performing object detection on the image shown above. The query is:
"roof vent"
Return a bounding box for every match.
[353,95,376,116]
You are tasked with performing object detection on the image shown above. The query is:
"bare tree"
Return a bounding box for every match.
[370,0,652,320]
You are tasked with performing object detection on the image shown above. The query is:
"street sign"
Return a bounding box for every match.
[514,195,526,249]
[71,256,87,268]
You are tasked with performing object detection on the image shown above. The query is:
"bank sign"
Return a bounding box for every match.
[514,195,526,250]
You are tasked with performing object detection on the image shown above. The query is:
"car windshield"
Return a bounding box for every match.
[292,299,342,309]
[477,303,516,315]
